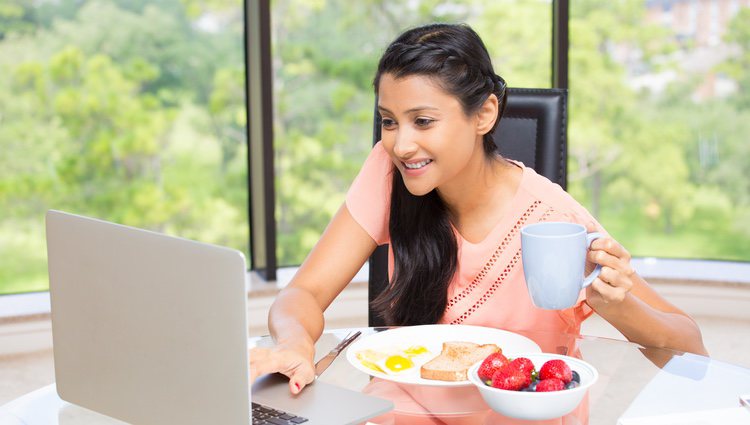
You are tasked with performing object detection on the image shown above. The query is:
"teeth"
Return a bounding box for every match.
[404,160,432,169]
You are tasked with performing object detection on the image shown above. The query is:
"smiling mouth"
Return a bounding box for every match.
[403,159,433,170]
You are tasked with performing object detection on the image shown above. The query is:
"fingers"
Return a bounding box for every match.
[288,367,316,394]
[591,266,633,303]
[586,235,636,305]
[591,277,625,304]
[585,221,599,234]
[249,347,282,383]
[249,346,316,394]
[588,237,635,276]
[590,237,629,260]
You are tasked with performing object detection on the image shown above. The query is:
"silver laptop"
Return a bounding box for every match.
[46,210,392,425]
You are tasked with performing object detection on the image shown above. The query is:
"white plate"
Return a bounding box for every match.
[345,325,541,387]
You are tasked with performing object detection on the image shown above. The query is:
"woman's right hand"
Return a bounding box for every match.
[249,342,316,395]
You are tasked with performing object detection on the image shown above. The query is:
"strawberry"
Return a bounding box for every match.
[536,378,565,392]
[539,359,572,383]
[491,368,531,391]
[505,357,535,378]
[477,352,509,381]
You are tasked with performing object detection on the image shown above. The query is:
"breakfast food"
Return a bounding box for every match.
[491,367,531,391]
[477,352,509,381]
[479,355,582,392]
[355,345,432,375]
[507,357,535,376]
[539,359,572,383]
[420,341,501,381]
[536,378,565,392]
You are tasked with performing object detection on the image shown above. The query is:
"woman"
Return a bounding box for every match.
[249,23,707,398]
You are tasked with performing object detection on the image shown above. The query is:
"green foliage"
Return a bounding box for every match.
[724,8,750,109]
[567,1,749,256]
[2,0,749,295]
[0,0,247,294]
[271,0,551,265]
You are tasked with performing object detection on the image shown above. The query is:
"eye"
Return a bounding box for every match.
[381,118,396,130]
[415,117,435,127]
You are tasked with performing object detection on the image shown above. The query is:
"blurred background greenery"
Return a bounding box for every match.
[1,0,748,295]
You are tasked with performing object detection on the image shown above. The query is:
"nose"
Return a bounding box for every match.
[392,128,419,159]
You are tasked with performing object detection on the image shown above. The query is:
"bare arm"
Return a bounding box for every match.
[249,203,377,392]
[585,237,708,356]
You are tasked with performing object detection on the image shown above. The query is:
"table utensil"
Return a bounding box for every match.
[315,331,361,378]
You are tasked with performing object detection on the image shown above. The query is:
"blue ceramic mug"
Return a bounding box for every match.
[520,222,602,310]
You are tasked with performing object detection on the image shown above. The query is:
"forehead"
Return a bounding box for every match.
[378,73,460,111]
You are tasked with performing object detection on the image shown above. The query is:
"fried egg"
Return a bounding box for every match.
[356,345,432,375]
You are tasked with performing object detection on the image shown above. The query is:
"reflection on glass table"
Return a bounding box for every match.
[2,327,750,424]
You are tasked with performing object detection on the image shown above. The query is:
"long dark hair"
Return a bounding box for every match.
[370,23,508,325]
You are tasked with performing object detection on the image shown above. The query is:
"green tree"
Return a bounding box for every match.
[724,8,750,110]
[0,0,248,294]
[271,0,551,264]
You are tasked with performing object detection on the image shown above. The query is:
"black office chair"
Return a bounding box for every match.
[368,88,568,326]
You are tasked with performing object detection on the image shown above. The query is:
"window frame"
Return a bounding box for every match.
[247,0,750,284]
[1,0,749,317]
[247,0,571,280]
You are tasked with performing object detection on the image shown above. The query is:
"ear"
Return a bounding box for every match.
[475,94,499,136]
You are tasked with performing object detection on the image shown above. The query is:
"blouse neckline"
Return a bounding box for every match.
[453,160,528,248]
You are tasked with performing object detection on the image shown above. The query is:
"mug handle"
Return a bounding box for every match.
[582,232,603,288]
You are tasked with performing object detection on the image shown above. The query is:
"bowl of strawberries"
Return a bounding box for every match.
[467,352,598,420]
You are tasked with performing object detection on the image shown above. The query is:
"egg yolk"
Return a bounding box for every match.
[403,346,429,356]
[384,355,414,373]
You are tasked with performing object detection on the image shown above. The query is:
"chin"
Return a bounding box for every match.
[403,183,434,197]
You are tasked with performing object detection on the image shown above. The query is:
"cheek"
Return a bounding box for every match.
[442,128,478,162]
[379,132,397,155]
[379,139,399,166]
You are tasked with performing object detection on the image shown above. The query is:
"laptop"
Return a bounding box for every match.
[46,210,393,425]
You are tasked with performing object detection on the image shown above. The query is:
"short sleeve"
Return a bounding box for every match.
[345,142,393,245]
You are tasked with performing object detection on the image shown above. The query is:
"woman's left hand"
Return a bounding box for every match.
[585,235,637,309]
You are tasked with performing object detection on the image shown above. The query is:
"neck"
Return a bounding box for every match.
[437,153,515,222]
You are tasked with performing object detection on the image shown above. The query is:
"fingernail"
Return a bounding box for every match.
[294,382,301,392]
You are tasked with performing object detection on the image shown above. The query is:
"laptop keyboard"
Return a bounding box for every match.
[252,402,309,424]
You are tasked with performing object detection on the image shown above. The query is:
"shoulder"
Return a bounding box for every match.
[360,141,393,177]
[344,141,393,245]
[517,163,604,230]
[370,141,391,161]
[520,165,573,207]
[348,142,394,192]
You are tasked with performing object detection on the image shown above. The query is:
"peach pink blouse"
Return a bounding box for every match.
[346,142,608,335]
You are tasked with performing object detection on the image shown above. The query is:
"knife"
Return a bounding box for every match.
[314,331,361,378]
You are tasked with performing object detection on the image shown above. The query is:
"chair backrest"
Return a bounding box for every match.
[368,87,568,326]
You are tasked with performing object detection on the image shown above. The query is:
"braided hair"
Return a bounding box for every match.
[371,23,508,325]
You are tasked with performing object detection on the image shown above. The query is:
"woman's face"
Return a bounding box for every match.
[378,73,486,197]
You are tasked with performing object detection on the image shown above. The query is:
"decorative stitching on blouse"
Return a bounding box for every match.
[450,248,522,324]
[447,200,542,308]
[539,206,554,222]
[447,204,556,324]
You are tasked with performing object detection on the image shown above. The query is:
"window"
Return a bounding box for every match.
[568,1,750,262]
[272,0,551,266]
[0,0,247,295]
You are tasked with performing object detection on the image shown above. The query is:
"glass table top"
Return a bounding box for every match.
[2,326,749,424]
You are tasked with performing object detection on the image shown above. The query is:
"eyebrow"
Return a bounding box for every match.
[377,105,440,114]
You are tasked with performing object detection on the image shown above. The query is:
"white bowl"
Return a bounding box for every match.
[467,352,598,421]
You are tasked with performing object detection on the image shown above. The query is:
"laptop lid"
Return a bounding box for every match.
[46,210,251,425]
[47,211,394,425]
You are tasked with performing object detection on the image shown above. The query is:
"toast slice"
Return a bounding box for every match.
[420,341,501,382]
